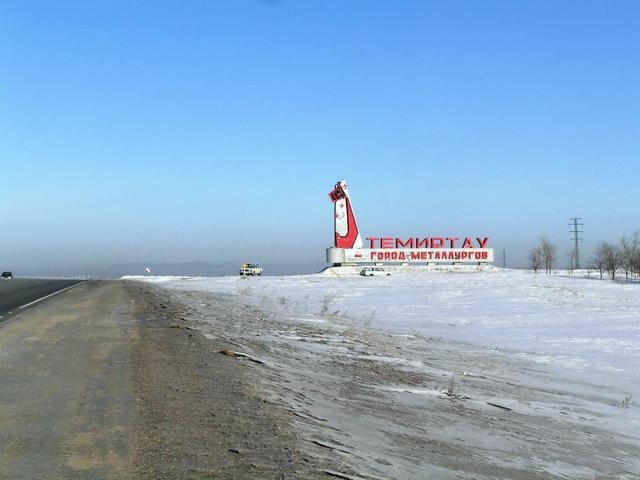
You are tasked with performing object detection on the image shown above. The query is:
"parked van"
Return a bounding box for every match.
[360,267,390,277]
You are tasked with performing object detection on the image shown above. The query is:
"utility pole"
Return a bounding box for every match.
[502,248,506,269]
[569,218,583,270]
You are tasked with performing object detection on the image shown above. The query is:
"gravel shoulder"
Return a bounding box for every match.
[0,281,132,479]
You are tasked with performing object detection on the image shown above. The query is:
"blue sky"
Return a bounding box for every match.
[1,0,638,273]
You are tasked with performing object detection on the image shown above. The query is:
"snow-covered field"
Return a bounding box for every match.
[126,268,640,478]
[128,268,640,398]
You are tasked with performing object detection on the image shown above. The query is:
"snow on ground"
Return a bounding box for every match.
[126,268,640,478]
[126,269,640,399]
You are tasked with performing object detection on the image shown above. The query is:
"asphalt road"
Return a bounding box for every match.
[0,279,83,321]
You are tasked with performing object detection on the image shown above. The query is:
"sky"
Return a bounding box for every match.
[1,0,639,274]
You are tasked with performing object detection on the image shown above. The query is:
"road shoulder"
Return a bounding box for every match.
[0,281,132,480]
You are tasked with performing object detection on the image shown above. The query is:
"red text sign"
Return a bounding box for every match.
[366,237,489,249]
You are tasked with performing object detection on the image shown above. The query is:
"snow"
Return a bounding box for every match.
[124,268,640,477]
[125,269,640,397]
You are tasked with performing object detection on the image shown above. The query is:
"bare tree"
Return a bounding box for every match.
[592,242,607,280]
[528,247,543,273]
[539,238,557,275]
[601,241,622,280]
[632,232,640,278]
[620,232,640,280]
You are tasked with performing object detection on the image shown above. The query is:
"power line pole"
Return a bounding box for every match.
[569,218,583,269]
[502,248,506,269]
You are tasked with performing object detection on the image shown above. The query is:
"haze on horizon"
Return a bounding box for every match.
[1,1,638,276]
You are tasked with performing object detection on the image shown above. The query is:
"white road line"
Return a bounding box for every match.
[19,282,85,310]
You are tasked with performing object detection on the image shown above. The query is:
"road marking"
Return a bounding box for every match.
[19,282,85,310]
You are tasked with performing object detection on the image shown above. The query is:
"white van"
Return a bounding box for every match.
[360,267,391,277]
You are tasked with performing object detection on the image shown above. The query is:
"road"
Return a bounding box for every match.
[0,281,134,479]
[0,279,83,321]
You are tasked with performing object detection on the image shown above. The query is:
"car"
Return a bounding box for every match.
[360,267,391,277]
[1,271,13,279]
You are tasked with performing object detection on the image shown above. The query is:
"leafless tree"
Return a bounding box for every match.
[632,235,640,278]
[592,242,607,280]
[539,238,557,275]
[528,247,543,273]
[620,232,640,280]
[600,241,622,280]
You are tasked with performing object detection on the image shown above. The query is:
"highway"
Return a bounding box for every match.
[0,279,83,321]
